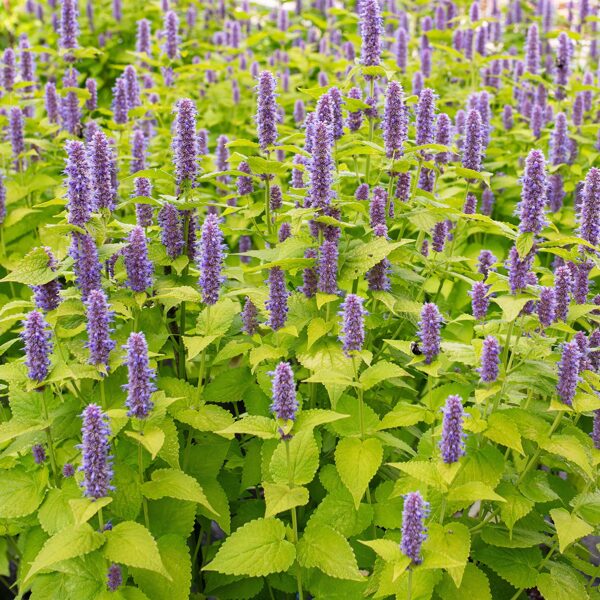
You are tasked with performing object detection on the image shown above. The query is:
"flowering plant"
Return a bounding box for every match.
[0,0,599,599]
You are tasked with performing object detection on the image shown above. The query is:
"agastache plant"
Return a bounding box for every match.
[79,404,113,499]
[440,395,466,463]
[123,332,156,419]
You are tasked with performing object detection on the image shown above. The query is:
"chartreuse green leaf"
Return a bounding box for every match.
[103,521,170,579]
[263,483,309,518]
[24,523,105,583]
[496,482,533,533]
[297,524,363,581]
[125,427,165,460]
[0,468,48,518]
[141,468,216,513]
[69,497,113,526]
[358,360,409,390]
[377,403,431,430]
[549,508,594,553]
[204,517,295,577]
[270,429,320,486]
[484,412,524,455]
[421,523,471,587]
[537,564,589,600]
[472,545,541,589]
[335,437,383,508]
[294,409,349,431]
[436,563,492,600]
[218,415,279,439]
[131,534,192,600]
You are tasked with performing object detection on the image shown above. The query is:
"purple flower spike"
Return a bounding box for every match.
[293,100,305,125]
[270,362,298,421]
[308,120,334,210]
[469,281,490,320]
[440,395,466,463]
[550,112,569,166]
[89,131,117,212]
[111,77,128,124]
[237,161,254,196]
[417,303,442,364]
[517,149,547,235]
[255,71,279,151]
[359,0,382,75]
[538,287,556,327]
[60,0,80,52]
[2,48,16,91]
[239,235,252,265]
[593,411,600,450]
[463,193,478,214]
[479,336,501,382]
[383,81,408,159]
[45,82,60,123]
[462,109,482,173]
[434,113,452,164]
[136,19,152,57]
[370,186,387,234]
[415,88,436,147]
[22,311,52,383]
[85,289,115,369]
[556,340,581,405]
[134,177,154,227]
[554,32,571,95]
[396,173,411,202]
[578,168,600,247]
[123,332,156,419]
[241,298,259,335]
[270,185,283,211]
[9,107,25,168]
[328,87,344,141]
[278,222,292,242]
[63,463,75,478]
[346,87,364,132]
[401,491,429,564]
[107,564,122,592]
[32,248,62,312]
[163,10,180,59]
[172,98,198,191]
[356,183,370,201]
[396,27,408,71]
[367,257,391,291]
[124,226,153,293]
[554,265,572,321]
[300,249,318,298]
[317,240,339,295]
[85,78,97,111]
[198,213,226,306]
[507,245,534,294]
[158,203,184,259]
[266,267,289,330]
[481,188,495,216]
[339,294,367,357]
[79,404,113,499]
[130,128,147,175]
[525,24,540,74]
[70,233,102,300]
[432,221,447,253]
[65,140,92,226]
[572,260,593,305]
[32,444,46,464]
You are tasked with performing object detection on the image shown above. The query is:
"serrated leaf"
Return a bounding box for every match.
[104,521,170,579]
[472,545,541,589]
[378,403,430,430]
[484,413,524,455]
[142,469,216,513]
[537,564,589,600]
[125,427,165,460]
[263,483,309,518]
[204,517,295,577]
[335,437,383,508]
[422,523,471,586]
[359,360,409,390]
[297,524,363,581]
[0,468,48,518]
[69,497,113,526]
[218,415,278,439]
[447,481,506,504]
[436,563,492,600]
[294,409,349,431]
[550,508,594,553]
[24,524,105,583]
[270,429,319,486]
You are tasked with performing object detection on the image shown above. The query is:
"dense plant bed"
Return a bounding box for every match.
[0,0,599,598]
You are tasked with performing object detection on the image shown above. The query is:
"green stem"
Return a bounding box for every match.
[179,301,187,380]
[265,178,272,236]
[41,387,58,486]
[407,568,413,600]
[138,441,150,529]
[100,378,106,409]
[98,507,104,531]
[286,440,303,600]
[502,319,516,372]
[365,79,375,183]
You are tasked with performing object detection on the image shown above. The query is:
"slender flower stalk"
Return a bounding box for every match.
[440,395,466,463]
[123,332,156,419]
[79,404,114,499]
[197,213,226,305]
[339,294,367,357]
[401,492,429,564]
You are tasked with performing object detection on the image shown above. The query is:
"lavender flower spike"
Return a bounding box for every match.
[241,298,259,335]
[60,0,80,52]
[578,168,600,247]
[79,403,113,499]
[70,233,102,300]
[107,564,122,592]
[32,444,46,464]
[383,81,408,159]
[134,177,154,227]
[22,310,53,383]
[537,287,556,327]
[462,109,482,173]
[317,240,339,295]
[32,248,62,312]
[65,140,93,227]
[525,23,540,74]
[440,395,466,463]
[554,265,572,321]
[339,294,367,357]
[172,98,198,191]
[158,203,184,259]
[89,130,117,211]
[517,149,547,235]
[469,281,490,320]
[163,10,180,59]
[417,303,443,364]
[478,336,501,382]
[415,88,436,147]
[123,332,156,419]
[197,213,226,306]
[124,226,153,292]
[85,289,115,369]
[255,71,279,151]
[308,120,334,210]
[556,340,581,405]
[401,491,429,564]
[270,362,298,421]
[359,0,382,75]
[266,267,289,330]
